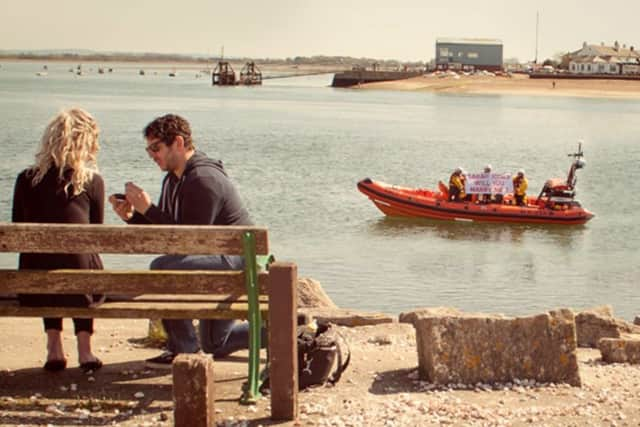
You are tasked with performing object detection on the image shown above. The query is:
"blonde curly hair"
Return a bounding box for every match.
[29,108,100,196]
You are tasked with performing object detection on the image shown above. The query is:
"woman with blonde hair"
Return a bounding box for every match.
[12,108,104,372]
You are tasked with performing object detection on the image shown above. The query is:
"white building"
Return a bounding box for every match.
[567,41,640,75]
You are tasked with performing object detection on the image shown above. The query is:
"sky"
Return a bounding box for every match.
[1,0,638,62]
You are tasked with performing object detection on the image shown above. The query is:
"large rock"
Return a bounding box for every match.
[634,316,640,326]
[599,336,640,364]
[299,307,394,327]
[296,278,392,326]
[297,278,337,308]
[575,306,640,348]
[413,308,581,386]
[399,307,464,326]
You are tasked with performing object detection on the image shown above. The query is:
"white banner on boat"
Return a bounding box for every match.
[464,173,513,195]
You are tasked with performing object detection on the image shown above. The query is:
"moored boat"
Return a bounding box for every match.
[358,145,594,226]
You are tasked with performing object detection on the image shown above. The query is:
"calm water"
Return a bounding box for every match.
[1,61,639,319]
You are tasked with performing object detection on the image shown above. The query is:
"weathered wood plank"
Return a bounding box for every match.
[0,223,268,255]
[121,294,268,303]
[268,262,298,421]
[0,270,269,294]
[0,299,268,319]
[0,294,269,303]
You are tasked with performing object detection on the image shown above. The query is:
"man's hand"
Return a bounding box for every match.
[108,194,135,221]
[124,182,152,215]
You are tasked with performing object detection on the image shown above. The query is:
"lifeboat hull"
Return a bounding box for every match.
[357,178,594,225]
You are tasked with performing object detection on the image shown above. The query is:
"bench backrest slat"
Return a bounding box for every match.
[0,301,264,320]
[0,270,269,295]
[0,223,268,255]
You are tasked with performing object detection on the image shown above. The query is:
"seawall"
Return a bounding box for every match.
[332,70,423,87]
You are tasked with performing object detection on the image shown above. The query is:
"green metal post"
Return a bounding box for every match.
[241,232,261,404]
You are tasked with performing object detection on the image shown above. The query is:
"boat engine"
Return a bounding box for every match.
[537,143,586,209]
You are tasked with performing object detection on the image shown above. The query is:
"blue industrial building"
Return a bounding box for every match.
[435,38,503,72]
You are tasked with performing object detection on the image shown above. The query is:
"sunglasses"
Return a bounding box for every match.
[145,139,168,154]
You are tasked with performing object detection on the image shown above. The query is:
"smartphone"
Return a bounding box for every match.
[111,193,126,200]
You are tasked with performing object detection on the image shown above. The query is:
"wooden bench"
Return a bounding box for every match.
[0,222,298,424]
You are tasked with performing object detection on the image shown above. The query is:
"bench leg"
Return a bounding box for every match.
[268,262,298,421]
[173,354,216,427]
[242,231,262,404]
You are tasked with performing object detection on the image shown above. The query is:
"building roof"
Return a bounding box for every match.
[436,37,502,46]
[576,43,639,58]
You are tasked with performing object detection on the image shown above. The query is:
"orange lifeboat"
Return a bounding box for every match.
[357,144,594,226]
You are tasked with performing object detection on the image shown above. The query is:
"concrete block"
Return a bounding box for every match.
[414,308,581,386]
[599,337,640,364]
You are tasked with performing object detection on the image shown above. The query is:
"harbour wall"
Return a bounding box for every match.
[331,70,423,87]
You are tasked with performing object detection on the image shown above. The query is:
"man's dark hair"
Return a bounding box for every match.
[144,114,194,149]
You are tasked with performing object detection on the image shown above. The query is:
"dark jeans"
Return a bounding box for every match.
[150,254,263,357]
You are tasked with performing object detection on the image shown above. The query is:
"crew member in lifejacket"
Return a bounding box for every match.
[512,169,528,206]
[448,167,466,202]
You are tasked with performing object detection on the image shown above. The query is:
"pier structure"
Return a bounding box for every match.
[212,61,237,85]
[240,62,262,85]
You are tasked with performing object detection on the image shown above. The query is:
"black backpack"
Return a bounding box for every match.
[259,320,351,391]
[297,322,350,389]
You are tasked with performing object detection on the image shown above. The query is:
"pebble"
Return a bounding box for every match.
[134,391,145,399]
[45,404,64,416]
[75,408,90,419]
[368,335,393,345]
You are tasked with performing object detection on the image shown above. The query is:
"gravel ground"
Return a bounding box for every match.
[1,319,639,426]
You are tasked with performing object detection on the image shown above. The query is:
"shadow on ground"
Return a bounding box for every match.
[368,367,418,395]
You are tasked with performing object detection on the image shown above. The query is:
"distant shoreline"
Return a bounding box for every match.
[0,56,344,74]
[0,54,373,71]
[0,54,210,64]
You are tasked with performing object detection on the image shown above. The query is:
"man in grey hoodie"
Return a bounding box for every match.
[110,114,254,368]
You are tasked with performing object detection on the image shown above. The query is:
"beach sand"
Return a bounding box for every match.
[1,317,640,426]
[359,74,640,99]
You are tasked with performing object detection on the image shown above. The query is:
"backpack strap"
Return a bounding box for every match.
[327,329,351,385]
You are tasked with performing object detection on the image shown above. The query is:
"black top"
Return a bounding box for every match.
[12,167,104,270]
[130,150,252,226]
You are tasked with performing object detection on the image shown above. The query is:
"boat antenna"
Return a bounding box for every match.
[566,140,585,189]
[568,140,584,159]
[534,11,539,65]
